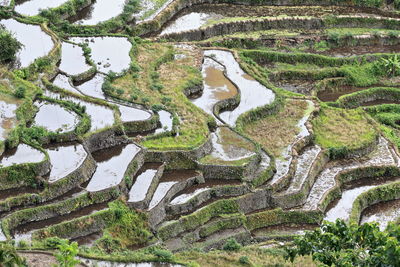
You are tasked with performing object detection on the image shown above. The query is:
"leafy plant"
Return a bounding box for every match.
[223,238,242,251]
[0,243,27,267]
[53,239,80,267]
[286,220,400,267]
[0,26,22,64]
[380,55,400,77]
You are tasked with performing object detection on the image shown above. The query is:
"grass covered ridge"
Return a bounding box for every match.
[312,107,377,151]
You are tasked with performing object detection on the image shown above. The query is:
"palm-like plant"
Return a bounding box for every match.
[381,54,400,77]
[0,244,27,267]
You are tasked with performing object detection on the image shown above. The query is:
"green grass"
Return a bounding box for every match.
[312,107,377,150]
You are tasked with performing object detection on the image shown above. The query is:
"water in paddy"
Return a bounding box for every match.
[135,0,174,23]
[360,99,400,106]
[34,102,79,133]
[0,144,45,167]
[326,177,400,223]
[74,73,106,99]
[192,57,237,122]
[0,0,10,6]
[160,12,224,35]
[86,144,141,192]
[361,198,400,230]
[170,179,241,205]
[148,170,198,210]
[207,127,256,162]
[317,86,368,102]
[59,42,91,76]
[14,0,68,16]
[117,103,151,122]
[128,163,162,203]
[270,100,315,185]
[252,223,317,238]
[71,0,126,25]
[322,44,400,57]
[0,19,53,68]
[0,98,19,141]
[13,202,108,241]
[52,74,82,95]
[303,137,399,210]
[69,36,131,74]
[73,231,102,246]
[81,258,181,267]
[156,110,173,133]
[44,89,115,132]
[45,142,87,183]
[204,50,275,126]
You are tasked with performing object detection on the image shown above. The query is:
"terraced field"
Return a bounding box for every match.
[2,0,400,266]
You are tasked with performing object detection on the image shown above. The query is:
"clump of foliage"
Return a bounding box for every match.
[223,238,242,251]
[0,26,22,64]
[379,55,400,77]
[286,220,400,267]
[14,86,26,99]
[96,201,152,252]
[53,239,80,267]
[0,243,27,266]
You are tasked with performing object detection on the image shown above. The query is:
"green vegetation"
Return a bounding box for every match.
[54,240,80,267]
[243,99,311,157]
[0,243,27,266]
[0,26,22,64]
[312,107,377,158]
[287,220,400,267]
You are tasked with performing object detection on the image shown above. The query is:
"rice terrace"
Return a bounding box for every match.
[2,0,400,266]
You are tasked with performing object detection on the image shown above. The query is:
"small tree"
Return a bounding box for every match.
[53,240,80,267]
[0,26,22,64]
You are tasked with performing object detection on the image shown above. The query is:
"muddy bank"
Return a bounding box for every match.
[317,85,369,102]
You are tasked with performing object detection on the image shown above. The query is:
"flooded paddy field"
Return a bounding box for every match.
[3,0,400,265]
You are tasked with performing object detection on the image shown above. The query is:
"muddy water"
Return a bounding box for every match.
[148,170,198,210]
[192,57,237,122]
[117,103,151,122]
[270,100,315,185]
[0,19,54,68]
[303,137,398,210]
[13,203,108,241]
[128,163,162,203]
[204,50,275,126]
[284,145,321,193]
[44,90,115,132]
[0,144,45,167]
[0,98,19,141]
[326,177,400,223]
[71,0,125,25]
[15,0,68,16]
[360,99,400,106]
[59,42,91,76]
[170,179,241,205]
[0,187,40,201]
[208,127,255,162]
[69,37,131,74]
[160,12,224,35]
[361,198,400,230]
[322,45,400,57]
[45,142,87,183]
[34,102,79,133]
[74,73,106,99]
[73,231,102,246]
[86,144,141,192]
[317,86,368,102]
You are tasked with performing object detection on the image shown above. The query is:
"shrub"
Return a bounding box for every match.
[0,26,22,64]
[286,220,400,267]
[152,248,173,261]
[0,243,27,266]
[239,256,251,265]
[14,86,26,99]
[53,240,80,267]
[223,238,242,251]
